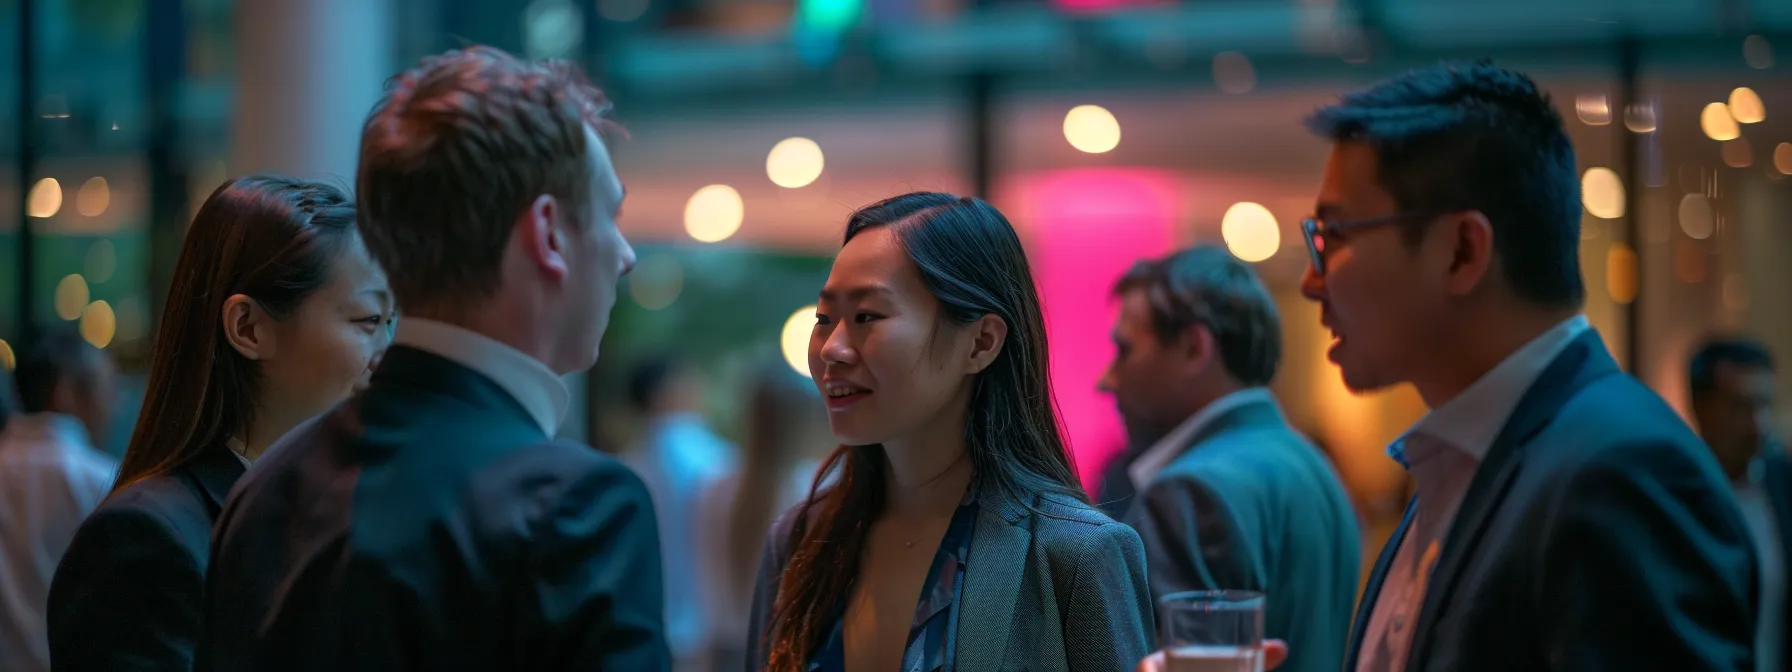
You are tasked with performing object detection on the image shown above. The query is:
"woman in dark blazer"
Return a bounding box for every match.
[47,175,394,670]
[745,192,1156,672]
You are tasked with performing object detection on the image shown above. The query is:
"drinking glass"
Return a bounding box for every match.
[1158,590,1266,672]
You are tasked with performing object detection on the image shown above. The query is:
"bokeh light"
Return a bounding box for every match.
[1677,194,1713,240]
[766,137,825,188]
[27,178,62,218]
[684,185,745,243]
[1063,105,1121,154]
[1580,167,1625,219]
[85,240,117,283]
[628,254,684,310]
[80,301,116,348]
[1701,102,1740,141]
[55,275,90,321]
[1220,202,1280,262]
[780,305,817,377]
[1728,87,1765,124]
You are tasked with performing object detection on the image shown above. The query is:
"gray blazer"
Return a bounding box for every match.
[744,484,1155,671]
[1118,398,1360,672]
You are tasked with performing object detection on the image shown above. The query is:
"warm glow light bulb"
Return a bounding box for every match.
[1220,202,1281,262]
[27,178,62,218]
[683,185,745,243]
[1063,105,1121,154]
[1580,167,1626,219]
[76,177,110,217]
[1728,87,1765,124]
[780,305,817,377]
[80,300,116,348]
[1701,102,1741,141]
[54,275,90,321]
[766,137,825,188]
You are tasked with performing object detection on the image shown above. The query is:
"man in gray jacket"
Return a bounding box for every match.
[1100,245,1359,672]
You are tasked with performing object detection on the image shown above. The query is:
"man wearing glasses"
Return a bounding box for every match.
[1300,61,1756,671]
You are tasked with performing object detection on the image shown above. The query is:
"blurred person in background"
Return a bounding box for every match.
[1101,245,1358,672]
[1298,62,1753,671]
[699,358,823,672]
[48,176,390,671]
[205,46,664,671]
[623,355,737,670]
[746,192,1154,672]
[0,367,14,433]
[1688,336,1789,672]
[0,330,119,672]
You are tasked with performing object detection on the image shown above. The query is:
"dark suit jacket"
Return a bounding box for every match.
[47,443,245,671]
[1761,450,1792,671]
[1345,330,1758,671]
[744,485,1156,672]
[1119,397,1360,672]
[201,345,669,671]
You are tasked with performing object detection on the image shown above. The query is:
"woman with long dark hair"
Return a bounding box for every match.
[47,175,394,669]
[744,192,1155,671]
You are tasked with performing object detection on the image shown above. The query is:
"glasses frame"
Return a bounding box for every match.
[1300,211,1446,276]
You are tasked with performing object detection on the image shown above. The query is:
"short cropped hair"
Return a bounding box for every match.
[13,330,102,414]
[1305,60,1584,309]
[1689,336,1774,401]
[357,46,619,310]
[1113,245,1282,387]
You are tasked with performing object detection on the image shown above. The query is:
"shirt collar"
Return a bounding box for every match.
[226,436,252,469]
[0,412,93,453]
[393,317,570,437]
[1398,315,1591,465]
[1129,387,1278,490]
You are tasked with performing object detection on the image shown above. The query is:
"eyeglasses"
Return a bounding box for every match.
[1299,212,1443,276]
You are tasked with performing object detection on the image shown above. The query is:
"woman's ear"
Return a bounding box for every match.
[965,313,1009,374]
[220,294,275,361]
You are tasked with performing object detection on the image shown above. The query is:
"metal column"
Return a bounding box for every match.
[1616,37,1642,375]
[145,0,189,333]
[15,0,38,347]
[966,71,994,200]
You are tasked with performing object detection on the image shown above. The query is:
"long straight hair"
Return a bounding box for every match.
[111,175,357,494]
[765,192,1083,669]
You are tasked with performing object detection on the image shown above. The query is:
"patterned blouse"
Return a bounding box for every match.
[808,486,980,672]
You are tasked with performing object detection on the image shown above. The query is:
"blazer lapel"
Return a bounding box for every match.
[182,442,248,517]
[1345,499,1415,670]
[1763,454,1792,578]
[1405,330,1620,670]
[956,489,1032,671]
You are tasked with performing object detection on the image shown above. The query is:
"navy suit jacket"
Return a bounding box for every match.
[1119,398,1360,672]
[201,346,670,671]
[1345,330,1758,671]
[48,444,244,671]
[1761,450,1792,671]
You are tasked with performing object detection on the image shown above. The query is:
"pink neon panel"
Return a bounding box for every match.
[1022,167,1178,493]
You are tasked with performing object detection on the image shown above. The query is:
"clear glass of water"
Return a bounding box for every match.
[1159,590,1266,672]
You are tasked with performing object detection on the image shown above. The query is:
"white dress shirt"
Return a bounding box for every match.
[1734,457,1785,672]
[226,436,252,469]
[1357,315,1590,672]
[393,317,571,437]
[1127,387,1279,491]
[0,413,119,672]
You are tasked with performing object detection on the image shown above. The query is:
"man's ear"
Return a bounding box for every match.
[1442,209,1495,297]
[221,294,275,361]
[1176,323,1218,372]
[517,194,569,283]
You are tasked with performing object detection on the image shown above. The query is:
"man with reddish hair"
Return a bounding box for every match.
[204,46,662,670]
